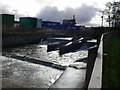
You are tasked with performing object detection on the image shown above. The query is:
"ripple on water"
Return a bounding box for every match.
[2,56,63,88]
[2,38,90,88]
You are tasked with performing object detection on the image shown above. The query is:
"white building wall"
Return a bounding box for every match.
[14,23,19,27]
[37,19,42,28]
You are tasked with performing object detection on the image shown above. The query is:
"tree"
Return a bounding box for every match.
[105,1,120,27]
[105,2,112,27]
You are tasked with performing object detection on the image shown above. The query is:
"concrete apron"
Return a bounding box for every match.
[49,58,87,90]
[49,63,86,89]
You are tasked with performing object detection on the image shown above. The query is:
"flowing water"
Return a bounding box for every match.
[2,37,90,88]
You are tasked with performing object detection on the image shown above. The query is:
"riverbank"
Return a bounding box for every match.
[2,26,103,47]
[2,33,46,47]
[103,32,120,88]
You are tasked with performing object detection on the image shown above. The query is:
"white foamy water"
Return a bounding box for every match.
[2,37,91,88]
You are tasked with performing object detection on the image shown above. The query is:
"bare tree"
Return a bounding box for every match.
[105,2,112,27]
[104,1,120,27]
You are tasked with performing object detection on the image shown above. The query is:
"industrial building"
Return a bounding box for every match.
[1,13,81,30]
[37,19,42,28]
[20,17,42,28]
[42,21,60,28]
[0,14,14,27]
[1,14,42,29]
[62,15,76,26]
[14,21,19,27]
[41,15,80,30]
[62,19,76,26]
[20,17,37,28]
[42,22,80,30]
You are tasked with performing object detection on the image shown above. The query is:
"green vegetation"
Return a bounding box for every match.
[103,33,120,88]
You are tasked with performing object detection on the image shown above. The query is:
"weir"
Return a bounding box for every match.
[2,36,100,89]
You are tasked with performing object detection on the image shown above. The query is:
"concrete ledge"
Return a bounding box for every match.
[85,45,98,88]
[47,41,70,52]
[6,55,67,70]
[49,67,86,89]
[88,35,103,89]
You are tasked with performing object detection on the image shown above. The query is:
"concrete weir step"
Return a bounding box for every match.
[9,55,67,70]
[47,41,70,52]
[49,67,86,89]
[59,37,89,55]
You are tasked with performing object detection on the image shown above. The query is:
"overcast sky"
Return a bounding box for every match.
[0,0,119,27]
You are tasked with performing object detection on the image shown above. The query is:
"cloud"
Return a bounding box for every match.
[12,10,25,20]
[1,2,100,25]
[0,3,25,20]
[0,3,10,14]
[37,4,100,24]
[35,0,54,5]
[37,6,62,21]
[75,4,100,24]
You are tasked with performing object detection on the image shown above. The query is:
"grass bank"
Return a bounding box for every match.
[103,32,120,88]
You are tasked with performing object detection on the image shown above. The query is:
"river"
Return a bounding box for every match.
[2,37,90,88]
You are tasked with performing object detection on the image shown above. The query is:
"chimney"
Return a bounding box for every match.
[73,15,75,20]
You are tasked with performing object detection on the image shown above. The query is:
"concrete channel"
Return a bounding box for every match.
[2,37,98,89]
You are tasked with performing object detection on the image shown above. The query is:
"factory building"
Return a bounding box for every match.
[59,15,80,30]
[42,22,80,30]
[57,25,80,30]
[0,14,14,27]
[1,13,80,30]
[14,21,19,27]
[37,19,42,28]
[42,21,60,28]
[41,15,80,30]
[62,15,76,26]
[20,17,37,28]
[62,19,76,26]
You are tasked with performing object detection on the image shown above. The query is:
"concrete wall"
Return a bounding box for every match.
[2,34,46,47]
[86,33,104,89]
[86,32,118,89]
[85,45,98,88]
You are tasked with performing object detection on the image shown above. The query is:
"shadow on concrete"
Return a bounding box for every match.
[2,55,66,71]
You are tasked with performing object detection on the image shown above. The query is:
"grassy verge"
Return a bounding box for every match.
[103,33,120,88]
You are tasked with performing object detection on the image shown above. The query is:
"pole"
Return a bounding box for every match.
[100,11,104,27]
